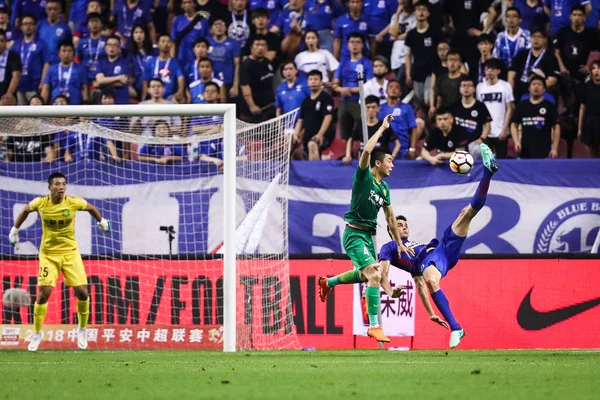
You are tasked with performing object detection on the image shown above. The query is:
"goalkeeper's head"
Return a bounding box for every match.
[48,172,67,199]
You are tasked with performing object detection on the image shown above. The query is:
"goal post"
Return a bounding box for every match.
[0,104,299,351]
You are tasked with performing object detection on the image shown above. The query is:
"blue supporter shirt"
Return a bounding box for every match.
[514,0,548,32]
[188,77,223,104]
[55,131,107,160]
[97,55,130,104]
[12,0,46,25]
[276,9,308,37]
[13,38,49,92]
[249,0,281,26]
[334,56,373,102]
[171,14,209,67]
[76,37,106,83]
[363,0,396,36]
[69,0,90,24]
[305,0,343,31]
[544,0,590,33]
[36,20,72,65]
[131,50,156,94]
[142,56,183,98]
[207,36,241,86]
[74,21,89,39]
[139,143,185,158]
[378,102,417,157]
[586,0,600,27]
[492,29,530,69]
[112,0,153,46]
[334,13,369,60]
[5,24,21,42]
[379,239,438,277]
[44,62,87,105]
[275,77,310,115]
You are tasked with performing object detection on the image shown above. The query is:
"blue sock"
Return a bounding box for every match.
[470,167,493,211]
[431,289,461,331]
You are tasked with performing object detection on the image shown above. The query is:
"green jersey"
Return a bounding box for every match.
[343,166,391,231]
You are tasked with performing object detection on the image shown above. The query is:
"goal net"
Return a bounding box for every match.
[0,104,300,351]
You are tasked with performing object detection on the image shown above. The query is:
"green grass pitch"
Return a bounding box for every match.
[1,350,598,399]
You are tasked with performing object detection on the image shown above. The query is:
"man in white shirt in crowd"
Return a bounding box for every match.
[364,56,391,106]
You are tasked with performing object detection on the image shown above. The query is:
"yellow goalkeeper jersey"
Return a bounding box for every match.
[29,195,87,254]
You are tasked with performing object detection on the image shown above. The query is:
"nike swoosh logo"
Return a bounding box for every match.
[517,286,600,331]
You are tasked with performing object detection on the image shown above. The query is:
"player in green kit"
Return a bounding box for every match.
[318,114,413,343]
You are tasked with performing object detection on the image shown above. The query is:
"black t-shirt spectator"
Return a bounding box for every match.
[509,49,559,100]
[7,135,51,162]
[581,80,600,116]
[239,56,275,115]
[352,120,397,151]
[299,91,335,145]
[452,100,492,143]
[405,25,443,82]
[241,32,282,69]
[426,0,444,35]
[554,26,599,81]
[512,99,558,158]
[433,60,448,78]
[0,50,22,97]
[197,0,228,21]
[443,0,491,35]
[424,127,468,153]
[436,73,469,108]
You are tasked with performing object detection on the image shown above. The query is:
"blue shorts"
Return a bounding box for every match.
[418,226,466,277]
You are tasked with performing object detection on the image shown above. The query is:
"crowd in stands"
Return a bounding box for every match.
[1,0,600,164]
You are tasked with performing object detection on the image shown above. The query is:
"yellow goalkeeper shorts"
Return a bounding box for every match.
[38,251,88,288]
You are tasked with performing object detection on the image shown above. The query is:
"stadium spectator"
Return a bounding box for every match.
[364,56,390,106]
[389,0,416,95]
[275,61,309,117]
[271,0,307,59]
[37,0,72,66]
[194,82,227,168]
[421,107,468,166]
[226,0,252,49]
[196,0,228,22]
[0,29,21,105]
[132,78,182,136]
[511,75,560,158]
[508,29,559,103]
[187,57,226,103]
[112,0,156,47]
[430,40,450,98]
[172,0,209,67]
[343,95,399,164]
[477,58,514,159]
[138,120,185,164]
[378,79,418,159]
[12,0,46,27]
[508,0,548,32]
[476,34,494,84]
[127,25,155,101]
[75,13,105,91]
[6,96,52,162]
[294,30,339,87]
[73,0,103,47]
[152,0,171,36]
[142,34,185,102]
[431,50,469,114]
[304,0,344,54]
[249,0,280,26]
[554,5,598,83]
[333,0,368,61]
[0,7,18,43]
[239,35,276,123]
[94,90,123,161]
[333,33,373,139]
[292,69,334,160]
[493,7,531,69]
[13,16,46,106]
[207,15,241,100]
[363,0,396,60]
[578,60,600,157]
[95,35,131,104]
[544,0,591,34]
[241,8,281,66]
[69,0,93,32]
[453,76,492,158]
[42,41,88,105]
[405,1,443,110]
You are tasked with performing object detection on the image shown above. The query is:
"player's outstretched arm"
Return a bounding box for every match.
[414,276,449,329]
[384,205,415,257]
[85,203,110,234]
[380,260,407,298]
[358,114,394,170]
[9,205,33,247]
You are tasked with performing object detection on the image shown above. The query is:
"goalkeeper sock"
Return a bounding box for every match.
[327,270,362,288]
[365,286,380,327]
[470,167,493,211]
[77,297,90,329]
[33,302,48,333]
[431,289,461,331]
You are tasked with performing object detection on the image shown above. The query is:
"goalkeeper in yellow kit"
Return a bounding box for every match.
[8,172,110,352]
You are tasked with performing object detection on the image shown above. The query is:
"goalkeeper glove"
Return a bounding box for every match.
[97,218,110,234]
[8,227,19,247]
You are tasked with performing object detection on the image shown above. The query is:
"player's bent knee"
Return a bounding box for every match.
[36,286,53,304]
[73,286,89,300]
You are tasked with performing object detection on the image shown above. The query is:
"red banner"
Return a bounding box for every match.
[2,259,600,350]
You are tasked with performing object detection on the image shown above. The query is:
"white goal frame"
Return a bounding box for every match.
[0,104,238,352]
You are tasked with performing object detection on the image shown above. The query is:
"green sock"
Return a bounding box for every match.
[327,270,362,287]
[366,286,380,327]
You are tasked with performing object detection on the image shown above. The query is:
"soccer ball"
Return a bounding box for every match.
[449,151,474,174]
[2,288,31,309]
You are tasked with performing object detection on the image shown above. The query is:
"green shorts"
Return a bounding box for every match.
[343,226,377,270]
